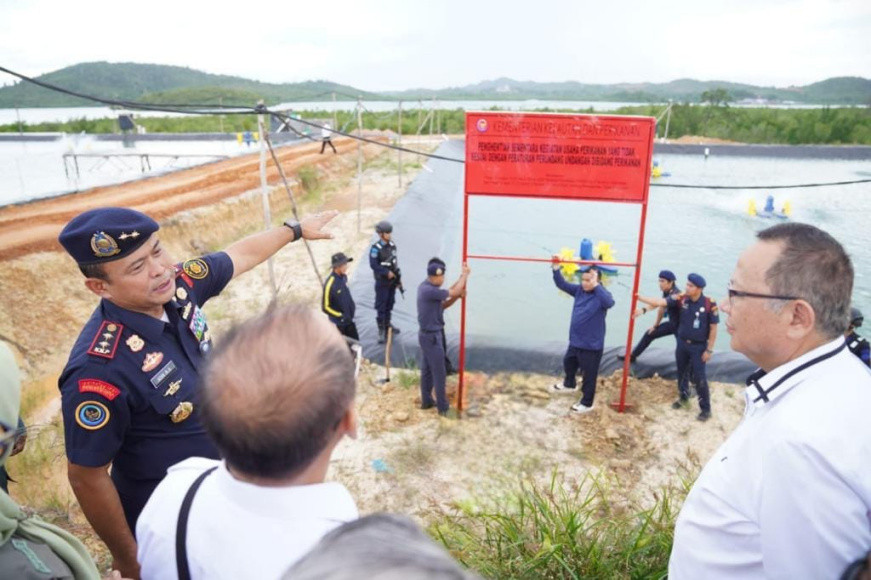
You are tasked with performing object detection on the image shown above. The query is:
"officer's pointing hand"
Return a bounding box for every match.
[300,210,339,240]
[462,263,471,277]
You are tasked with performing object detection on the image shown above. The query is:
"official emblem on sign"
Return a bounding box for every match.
[476,118,488,133]
[126,334,144,352]
[183,258,209,280]
[75,401,110,430]
[90,231,121,258]
[164,379,181,397]
[142,352,164,372]
[176,287,188,301]
[170,402,193,423]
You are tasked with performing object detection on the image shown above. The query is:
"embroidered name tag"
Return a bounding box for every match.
[150,361,177,389]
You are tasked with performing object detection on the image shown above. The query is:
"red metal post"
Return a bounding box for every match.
[457,192,470,412]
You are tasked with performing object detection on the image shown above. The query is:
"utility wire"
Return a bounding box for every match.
[3,65,869,190]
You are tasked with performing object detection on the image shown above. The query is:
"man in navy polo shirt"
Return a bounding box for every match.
[57,206,336,577]
[416,258,469,416]
[638,273,719,421]
[550,261,615,414]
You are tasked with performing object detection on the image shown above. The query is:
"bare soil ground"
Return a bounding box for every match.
[1,136,744,571]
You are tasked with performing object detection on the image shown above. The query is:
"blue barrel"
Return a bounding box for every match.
[579,238,593,260]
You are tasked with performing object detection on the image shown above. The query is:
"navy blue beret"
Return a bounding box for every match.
[59,207,159,266]
[658,269,676,282]
[687,273,707,288]
[427,260,446,276]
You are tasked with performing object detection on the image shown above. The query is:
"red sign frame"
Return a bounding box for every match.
[458,111,656,413]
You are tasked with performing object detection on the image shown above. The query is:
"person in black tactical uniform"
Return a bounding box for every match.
[322,252,357,341]
[369,220,402,344]
[846,307,870,367]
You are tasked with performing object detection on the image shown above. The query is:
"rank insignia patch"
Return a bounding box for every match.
[182,258,209,280]
[75,401,110,430]
[87,321,123,359]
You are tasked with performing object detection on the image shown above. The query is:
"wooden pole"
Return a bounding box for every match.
[397,100,403,188]
[332,92,338,133]
[258,109,278,299]
[356,97,363,233]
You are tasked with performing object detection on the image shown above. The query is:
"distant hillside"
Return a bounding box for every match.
[0,62,380,108]
[0,62,867,108]
[389,76,871,105]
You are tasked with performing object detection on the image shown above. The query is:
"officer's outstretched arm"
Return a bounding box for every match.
[225,211,338,279]
[68,461,139,579]
[636,294,667,308]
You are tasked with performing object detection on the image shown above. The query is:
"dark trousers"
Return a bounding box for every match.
[675,341,710,412]
[632,320,677,358]
[320,138,336,154]
[419,330,448,412]
[336,322,359,341]
[375,282,396,327]
[563,346,603,407]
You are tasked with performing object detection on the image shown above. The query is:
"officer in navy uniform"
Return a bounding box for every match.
[370,220,402,344]
[57,206,336,578]
[638,273,718,421]
[619,269,681,362]
[323,252,358,340]
[846,307,870,367]
[416,258,470,416]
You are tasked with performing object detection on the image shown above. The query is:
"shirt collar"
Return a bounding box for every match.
[744,337,847,408]
[101,298,168,342]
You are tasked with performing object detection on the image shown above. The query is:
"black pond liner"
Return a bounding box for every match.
[348,139,759,384]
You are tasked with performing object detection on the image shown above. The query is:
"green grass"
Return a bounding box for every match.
[430,472,685,579]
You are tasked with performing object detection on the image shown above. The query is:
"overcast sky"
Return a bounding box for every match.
[1,0,868,92]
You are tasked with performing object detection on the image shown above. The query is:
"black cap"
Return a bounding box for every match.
[331,252,352,267]
[59,207,159,266]
[375,220,393,234]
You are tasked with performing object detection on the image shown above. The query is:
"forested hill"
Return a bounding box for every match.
[0,62,379,108]
[391,77,871,105]
[0,62,868,108]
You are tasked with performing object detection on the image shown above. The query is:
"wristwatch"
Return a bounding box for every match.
[283,219,302,242]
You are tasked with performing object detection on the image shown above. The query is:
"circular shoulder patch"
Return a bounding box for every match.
[183,258,209,280]
[75,401,110,430]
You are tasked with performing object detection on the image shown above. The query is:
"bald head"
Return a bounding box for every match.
[200,305,356,480]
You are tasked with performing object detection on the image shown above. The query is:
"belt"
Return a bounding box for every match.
[683,339,706,345]
[419,328,442,334]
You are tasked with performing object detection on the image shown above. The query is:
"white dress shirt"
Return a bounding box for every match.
[137,457,358,580]
[669,338,871,579]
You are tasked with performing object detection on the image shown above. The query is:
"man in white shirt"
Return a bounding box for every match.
[669,223,871,579]
[320,123,337,154]
[137,305,359,580]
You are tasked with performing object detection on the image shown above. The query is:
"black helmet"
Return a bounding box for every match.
[850,307,863,328]
[375,220,393,234]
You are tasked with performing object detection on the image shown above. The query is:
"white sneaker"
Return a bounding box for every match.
[551,383,578,394]
[570,402,594,414]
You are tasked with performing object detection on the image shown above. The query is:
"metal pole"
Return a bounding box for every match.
[663,100,672,142]
[356,98,363,233]
[15,107,22,135]
[457,192,470,413]
[258,110,278,299]
[397,101,403,188]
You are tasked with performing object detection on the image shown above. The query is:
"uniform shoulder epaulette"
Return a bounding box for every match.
[174,264,194,288]
[87,321,124,359]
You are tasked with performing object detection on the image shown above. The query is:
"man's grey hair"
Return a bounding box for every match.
[757,223,853,339]
[283,513,479,580]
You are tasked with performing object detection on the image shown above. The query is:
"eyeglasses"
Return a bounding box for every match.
[727,286,802,304]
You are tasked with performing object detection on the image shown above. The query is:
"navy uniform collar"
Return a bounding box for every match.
[101,298,169,342]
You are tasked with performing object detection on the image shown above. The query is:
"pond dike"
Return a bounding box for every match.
[350,139,758,384]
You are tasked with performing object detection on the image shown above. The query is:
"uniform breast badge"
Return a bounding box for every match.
[164,379,181,397]
[126,334,145,352]
[141,352,164,372]
[170,402,193,423]
[176,287,188,301]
